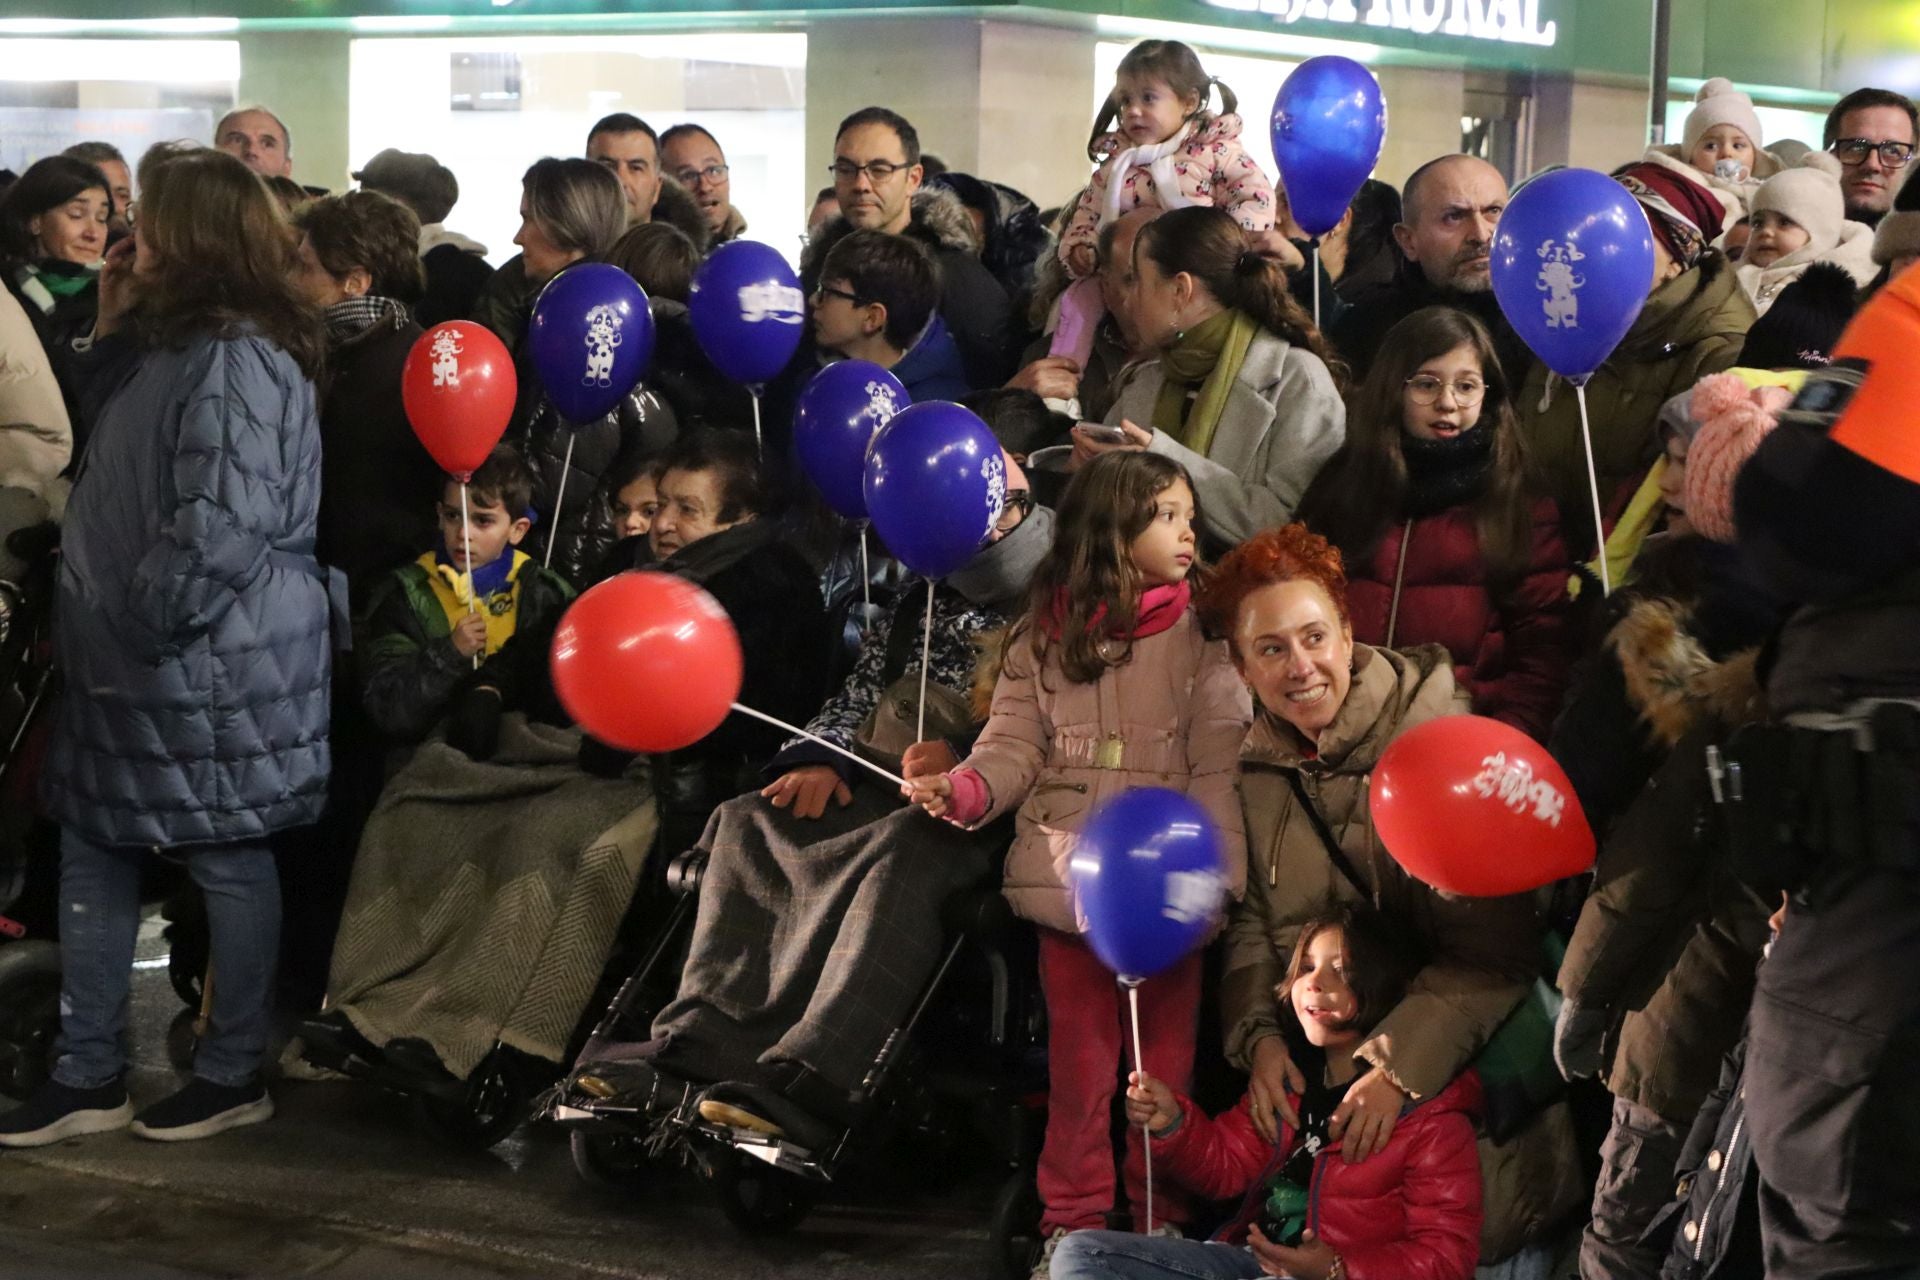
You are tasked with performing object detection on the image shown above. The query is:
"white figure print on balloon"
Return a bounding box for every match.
[979,449,1007,543]
[865,380,901,427]
[1536,239,1587,329]
[1471,750,1568,827]
[430,328,463,388]
[582,304,623,388]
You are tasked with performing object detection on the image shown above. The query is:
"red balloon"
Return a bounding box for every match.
[402,321,517,481]
[548,572,743,753]
[1369,715,1595,897]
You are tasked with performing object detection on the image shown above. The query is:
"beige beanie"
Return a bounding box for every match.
[1751,152,1845,256]
[1683,77,1764,156]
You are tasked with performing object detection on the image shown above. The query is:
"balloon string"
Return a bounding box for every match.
[915,578,935,745]
[1575,382,1612,596]
[750,388,764,458]
[1311,240,1321,331]
[544,430,578,570]
[461,481,478,671]
[859,523,872,637]
[1125,978,1153,1234]
[728,701,906,788]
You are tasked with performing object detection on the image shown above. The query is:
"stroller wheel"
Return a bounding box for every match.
[413,1048,530,1150]
[988,1169,1043,1280]
[569,1128,652,1189]
[166,1006,201,1073]
[705,1148,816,1236]
[0,941,60,1100]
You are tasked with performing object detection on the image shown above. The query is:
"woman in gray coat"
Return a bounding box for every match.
[0,149,330,1148]
[1074,205,1347,548]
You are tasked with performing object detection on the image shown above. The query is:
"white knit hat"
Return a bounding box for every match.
[1683,77,1764,156]
[1751,152,1845,257]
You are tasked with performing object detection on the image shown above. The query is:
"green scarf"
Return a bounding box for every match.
[1150,308,1258,459]
[29,262,98,299]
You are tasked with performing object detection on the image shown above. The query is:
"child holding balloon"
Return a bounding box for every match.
[1050,40,1275,375]
[1048,903,1484,1280]
[904,451,1251,1271]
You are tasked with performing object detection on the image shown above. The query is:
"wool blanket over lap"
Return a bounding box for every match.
[643,783,1000,1097]
[327,713,657,1080]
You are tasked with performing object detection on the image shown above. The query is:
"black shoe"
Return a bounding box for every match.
[0,1078,133,1148]
[297,1009,379,1069]
[382,1037,456,1084]
[130,1076,273,1142]
[695,1081,839,1151]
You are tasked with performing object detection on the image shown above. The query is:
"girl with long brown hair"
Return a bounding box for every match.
[0,147,330,1149]
[1295,306,1573,741]
[904,451,1251,1270]
[1076,205,1346,549]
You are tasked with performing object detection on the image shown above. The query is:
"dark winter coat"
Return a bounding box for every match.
[1653,1036,1763,1280]
[1156,1071,1484,1280]
[1557,599,1773,1122]
[1515,251,1754,551]
[416,241,494,329]
[1345,498,1573,742]
[42,329,331,846]
[888,312,971,401]
[647,297,755,434]
[1328,266,1531,385]
[315,301,443,603]
[926,171,1054,321]
[803,186,1016,390]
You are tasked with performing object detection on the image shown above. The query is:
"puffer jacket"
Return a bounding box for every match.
[1155,1071,1484,1280]
[1345,498,1573,743]
[1638,144,1785,230]
[1059,112,1276,272]
[0,282,70,497]
[1224,644,1541,1100]
[1558,599,1773,1123]
[42,329,331,847]
[959,605,1251,933]
[1107,324,1346,549]
[1515,250,1754,552]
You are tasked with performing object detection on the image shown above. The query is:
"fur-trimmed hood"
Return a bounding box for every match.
[1610,597,1766,746]
[801,184,981,280]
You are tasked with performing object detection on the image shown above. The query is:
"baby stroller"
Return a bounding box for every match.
[546,847,1052,1273]
[0,522,63,1100]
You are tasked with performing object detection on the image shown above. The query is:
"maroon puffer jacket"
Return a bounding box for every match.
[1346,499,1572,742]
[1153,1071,1485,1280]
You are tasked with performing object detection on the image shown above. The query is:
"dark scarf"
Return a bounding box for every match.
[325,295,407,346]
[1401,423,1494,518]
[947,502,1054,615]
[657,516,777,587]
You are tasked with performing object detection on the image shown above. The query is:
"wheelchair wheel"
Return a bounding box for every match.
[166,1007,201,1073]
[569,1128,652,1189]
[0,941,60,1099]
[413,1048,530,1150]
[705,1148,816,1236]
[988,1169,1043,1280]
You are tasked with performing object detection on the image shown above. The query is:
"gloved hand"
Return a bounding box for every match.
[578,734,635,779]
[1553,1000,1610,1082]
[445,686,503,760]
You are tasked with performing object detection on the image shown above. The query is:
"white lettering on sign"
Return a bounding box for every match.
[738,282,806,324]
[1204,0,1557,47]
[1471,751,1568,826]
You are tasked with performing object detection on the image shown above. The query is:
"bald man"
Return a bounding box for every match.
[215,107,294,180]
[1328,154,1530,382]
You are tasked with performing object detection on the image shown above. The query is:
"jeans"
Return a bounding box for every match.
[1050,1230,1265,1280]
[55,828,281,1089]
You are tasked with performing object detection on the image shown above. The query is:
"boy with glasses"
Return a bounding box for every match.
[812,229,969,402]
[1823,88,1919,226]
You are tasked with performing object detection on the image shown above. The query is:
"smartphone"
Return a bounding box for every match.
[1076,423,1128,445]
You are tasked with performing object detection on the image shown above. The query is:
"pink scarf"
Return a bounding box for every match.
[1047,580,1193,641]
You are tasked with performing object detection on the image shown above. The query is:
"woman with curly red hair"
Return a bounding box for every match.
[1195,525,1557,1273]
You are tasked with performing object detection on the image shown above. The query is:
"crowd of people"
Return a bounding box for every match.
[0,45,1916,1280]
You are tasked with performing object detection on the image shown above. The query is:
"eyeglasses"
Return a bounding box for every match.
[1403,375,1486,406]
[811,284,864,307]
[1830,138,1915,169]
[673,164,729,187]
[829,159,909,184]
[995,489,1034,535]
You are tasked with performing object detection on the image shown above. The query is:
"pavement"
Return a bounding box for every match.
[0,917,1005,1279]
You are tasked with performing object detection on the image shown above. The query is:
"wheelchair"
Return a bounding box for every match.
[544,846,1054,1275]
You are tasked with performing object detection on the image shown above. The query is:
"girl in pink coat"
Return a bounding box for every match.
[1052,40,1277,373]
[905,451,1252,1274]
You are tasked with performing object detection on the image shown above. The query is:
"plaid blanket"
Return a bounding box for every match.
[642,781,1000,1099]
[327,713,656,1080]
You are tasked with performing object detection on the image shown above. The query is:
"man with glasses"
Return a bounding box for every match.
[1823,88,1919,226]
[803,106,1014,389]
[660,123,746,245]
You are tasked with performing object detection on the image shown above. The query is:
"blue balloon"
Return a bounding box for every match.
[794,360,910,519]
[528,263,654,424]
[1490,167,1656,384]
[863,401,1005,579]
[1270,56,1387,238]
[688,240,806,386]
[1069,788,1228,981]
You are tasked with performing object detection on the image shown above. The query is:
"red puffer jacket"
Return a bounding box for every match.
[1152,1071,1484,1280]
[1345,500,1572,743]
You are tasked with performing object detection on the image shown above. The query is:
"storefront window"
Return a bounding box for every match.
[0,39,235,177]
[348,33,807,268]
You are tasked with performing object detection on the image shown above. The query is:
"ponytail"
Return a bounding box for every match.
[1207,74,1239,118]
